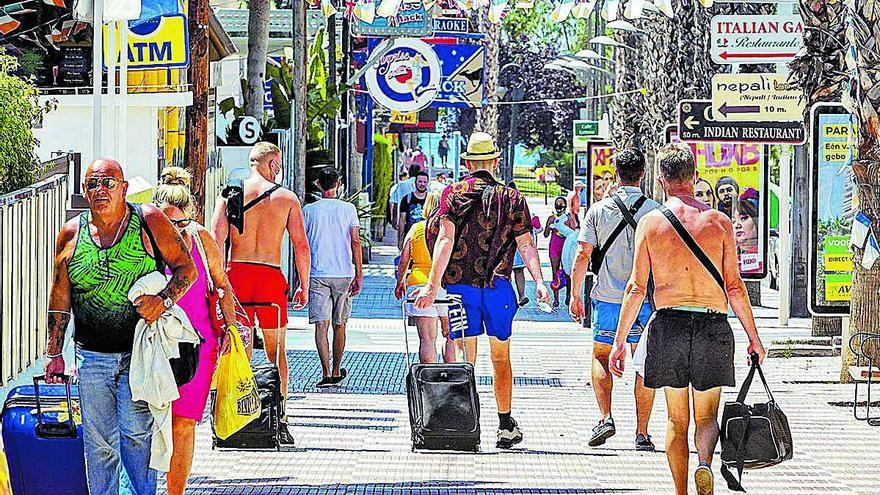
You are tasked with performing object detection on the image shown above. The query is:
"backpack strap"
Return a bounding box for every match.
[595,194,647,265]
[243,184,281,213]
[133,203,166,272]
[658,205,726,294]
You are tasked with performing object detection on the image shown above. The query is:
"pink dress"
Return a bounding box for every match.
[167,241,221,421]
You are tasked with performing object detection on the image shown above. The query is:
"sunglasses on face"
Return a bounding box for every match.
[171,218,193,228]
[85,177,121,191]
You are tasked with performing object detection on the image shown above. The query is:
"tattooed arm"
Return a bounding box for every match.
[135,204,196,324]
[44,219,77,384]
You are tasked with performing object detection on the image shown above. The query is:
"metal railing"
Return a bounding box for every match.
[0,174,69,386]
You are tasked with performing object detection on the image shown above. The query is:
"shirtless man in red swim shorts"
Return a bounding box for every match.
[212,141,311,445]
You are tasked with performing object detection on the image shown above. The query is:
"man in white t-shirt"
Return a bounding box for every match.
[303,167,363,387]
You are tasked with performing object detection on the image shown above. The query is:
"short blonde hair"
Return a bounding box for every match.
[249,142,281,166]
[154,166,195,216]
[423,192,441,218]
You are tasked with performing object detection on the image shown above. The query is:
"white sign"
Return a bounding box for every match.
[710,15,804,64]
[365,38,442,113]
[711,73,804,122]
[237,116,262,145]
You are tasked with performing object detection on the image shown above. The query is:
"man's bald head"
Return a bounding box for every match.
[85,158,125,180]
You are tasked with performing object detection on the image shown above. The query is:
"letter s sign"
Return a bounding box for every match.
[237,116,262,145]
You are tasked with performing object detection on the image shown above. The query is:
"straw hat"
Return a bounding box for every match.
[461,132,502,161]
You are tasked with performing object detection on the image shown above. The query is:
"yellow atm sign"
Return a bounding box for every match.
[103,14,190,70]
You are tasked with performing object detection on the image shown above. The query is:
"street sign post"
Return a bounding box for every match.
[573,120,600,149]
[711,73,804,122]
[710,14,804,65]
[678,100,806,144]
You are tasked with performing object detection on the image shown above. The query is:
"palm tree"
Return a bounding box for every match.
[841,2,880,378]
[477,11,501,137]
[246,0,271,119]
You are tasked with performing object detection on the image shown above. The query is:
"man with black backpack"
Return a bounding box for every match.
[569,148,659,452]
[608,143,767,495]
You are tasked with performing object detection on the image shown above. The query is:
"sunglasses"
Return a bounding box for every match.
[85,177,121,191]
[171,218,193,228]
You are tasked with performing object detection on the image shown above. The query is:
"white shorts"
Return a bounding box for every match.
[404,286,449,318]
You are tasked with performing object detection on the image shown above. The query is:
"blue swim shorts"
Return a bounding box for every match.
[592,300,653,345]
[445,279,517,341]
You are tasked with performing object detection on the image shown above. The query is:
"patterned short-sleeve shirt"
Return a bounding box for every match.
[426,170,532,288]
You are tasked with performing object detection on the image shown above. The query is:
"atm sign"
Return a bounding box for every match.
[103,14,190,70]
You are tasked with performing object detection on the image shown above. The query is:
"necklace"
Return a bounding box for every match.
[91,209,129,277]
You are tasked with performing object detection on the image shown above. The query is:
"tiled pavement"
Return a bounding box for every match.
[175,222,879,495]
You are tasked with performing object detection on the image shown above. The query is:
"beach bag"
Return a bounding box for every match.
[720,353,793,492]
[211,329,261,439]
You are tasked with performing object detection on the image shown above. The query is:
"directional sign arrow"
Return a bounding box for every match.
[719,102,761,117]
[684,115,700,131]
[719,51,798,60]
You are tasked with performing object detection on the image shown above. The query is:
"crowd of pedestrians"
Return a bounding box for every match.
[42,131,768,495]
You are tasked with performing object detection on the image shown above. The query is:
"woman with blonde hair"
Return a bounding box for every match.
[152,167,239,495]
[395,191,455,363]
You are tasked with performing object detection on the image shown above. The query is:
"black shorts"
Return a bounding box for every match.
[643,308,735,391]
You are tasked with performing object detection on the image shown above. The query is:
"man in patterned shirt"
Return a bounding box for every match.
[415,132,550,449]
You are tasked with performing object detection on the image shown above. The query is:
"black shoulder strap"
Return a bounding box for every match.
[133,203,166,272]
[598,194,647,253]
[612,194,645,230]
[243,184,281,213]
[658,205,725,293]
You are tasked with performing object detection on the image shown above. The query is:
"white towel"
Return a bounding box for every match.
[128,272,200,472]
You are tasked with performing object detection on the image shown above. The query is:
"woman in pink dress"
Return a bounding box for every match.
[153,167,239,495]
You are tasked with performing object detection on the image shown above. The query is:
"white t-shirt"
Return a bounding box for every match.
[302,198,360,278]
[390,178,416,205]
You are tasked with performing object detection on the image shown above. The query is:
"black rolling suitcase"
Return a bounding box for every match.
[404,294,481,452]
[213,302,286,450]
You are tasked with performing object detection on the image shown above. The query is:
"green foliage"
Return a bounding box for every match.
[341,185,374,247]
[768,145,784,186]
[514,179,562,198]
[503,4,592,51]
[371,133,393,220]
[0,52,54,194]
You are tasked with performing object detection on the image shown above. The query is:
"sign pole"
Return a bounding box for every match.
[119,21,128,168]
[779,146,792,325]
[92,0,104,162]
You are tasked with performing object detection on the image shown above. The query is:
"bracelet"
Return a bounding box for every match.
[45,351,63,358]
[48,309,71,315]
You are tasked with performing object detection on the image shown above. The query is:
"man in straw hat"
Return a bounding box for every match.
[415,131,550,449]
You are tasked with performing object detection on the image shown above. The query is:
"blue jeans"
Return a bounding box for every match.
[76,347,157,495]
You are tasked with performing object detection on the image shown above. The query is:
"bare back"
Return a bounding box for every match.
[632,197,741,313]
[228,175,297,266]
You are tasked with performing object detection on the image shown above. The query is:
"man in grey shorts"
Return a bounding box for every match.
[609,143,766,495]
[303,168,363,387]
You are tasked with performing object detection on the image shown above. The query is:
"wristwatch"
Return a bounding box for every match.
[159,292,173,309]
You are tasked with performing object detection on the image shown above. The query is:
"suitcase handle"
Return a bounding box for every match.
[31,374,78,439]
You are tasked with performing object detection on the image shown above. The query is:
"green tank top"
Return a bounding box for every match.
[68,204,158,353]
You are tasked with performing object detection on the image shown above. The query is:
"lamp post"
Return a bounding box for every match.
[498,62,522,184]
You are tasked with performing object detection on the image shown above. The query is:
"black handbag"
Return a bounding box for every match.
[720,353,793,492]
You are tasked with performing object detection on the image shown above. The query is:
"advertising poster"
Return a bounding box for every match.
[668,129,769,278]
[587,142,616,206]
[809,105,858,315]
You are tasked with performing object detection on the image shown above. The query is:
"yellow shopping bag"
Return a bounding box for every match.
[212,329,261,439]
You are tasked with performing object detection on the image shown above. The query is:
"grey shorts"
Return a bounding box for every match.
[644,308,735,392]
[308,277,354,325]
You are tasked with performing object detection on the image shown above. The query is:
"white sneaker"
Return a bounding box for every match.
[496,419,523,449]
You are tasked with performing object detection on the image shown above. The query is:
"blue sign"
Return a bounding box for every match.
[355,0,433,37]
[431,43,484,108]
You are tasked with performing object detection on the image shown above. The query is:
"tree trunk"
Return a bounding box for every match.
[246,0,271,120]
[292,0,308,199]
[841,2,880,383]
[477,12,500,137]
[185,0,209,223]
[811,316,841,337]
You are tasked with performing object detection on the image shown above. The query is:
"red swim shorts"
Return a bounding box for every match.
[226,262,289,329]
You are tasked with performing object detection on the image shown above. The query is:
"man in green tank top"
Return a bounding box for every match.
[43,159,196,495]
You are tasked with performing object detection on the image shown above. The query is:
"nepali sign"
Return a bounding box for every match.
[678,100,806,144]
[710,15,804,65]
[103,14,189,69]
[711,73,804,122]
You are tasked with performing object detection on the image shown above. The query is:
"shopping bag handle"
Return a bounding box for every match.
[736,353,774,405]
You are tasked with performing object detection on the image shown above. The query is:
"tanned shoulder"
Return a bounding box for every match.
[56,217,80,259]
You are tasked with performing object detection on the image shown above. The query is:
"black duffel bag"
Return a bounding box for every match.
[720,353,793,492]
[169,342,201,386]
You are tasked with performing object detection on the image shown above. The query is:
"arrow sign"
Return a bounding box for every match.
[678,100,805,144]
[720,51,799,61]
[719,102,760,117]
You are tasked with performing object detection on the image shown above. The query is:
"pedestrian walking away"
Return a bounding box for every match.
[569,148,659,452]
[303,167,363,387]
[398,170,429,250]
[152,167,240,495]
[395,191,456,364]
[211,141,311,446]
[545,196,578,308]
[608,143,767,495]
[438,135,449,167]
[415,131,551,449]
[390,165,422,237]
[44,159,197,495]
